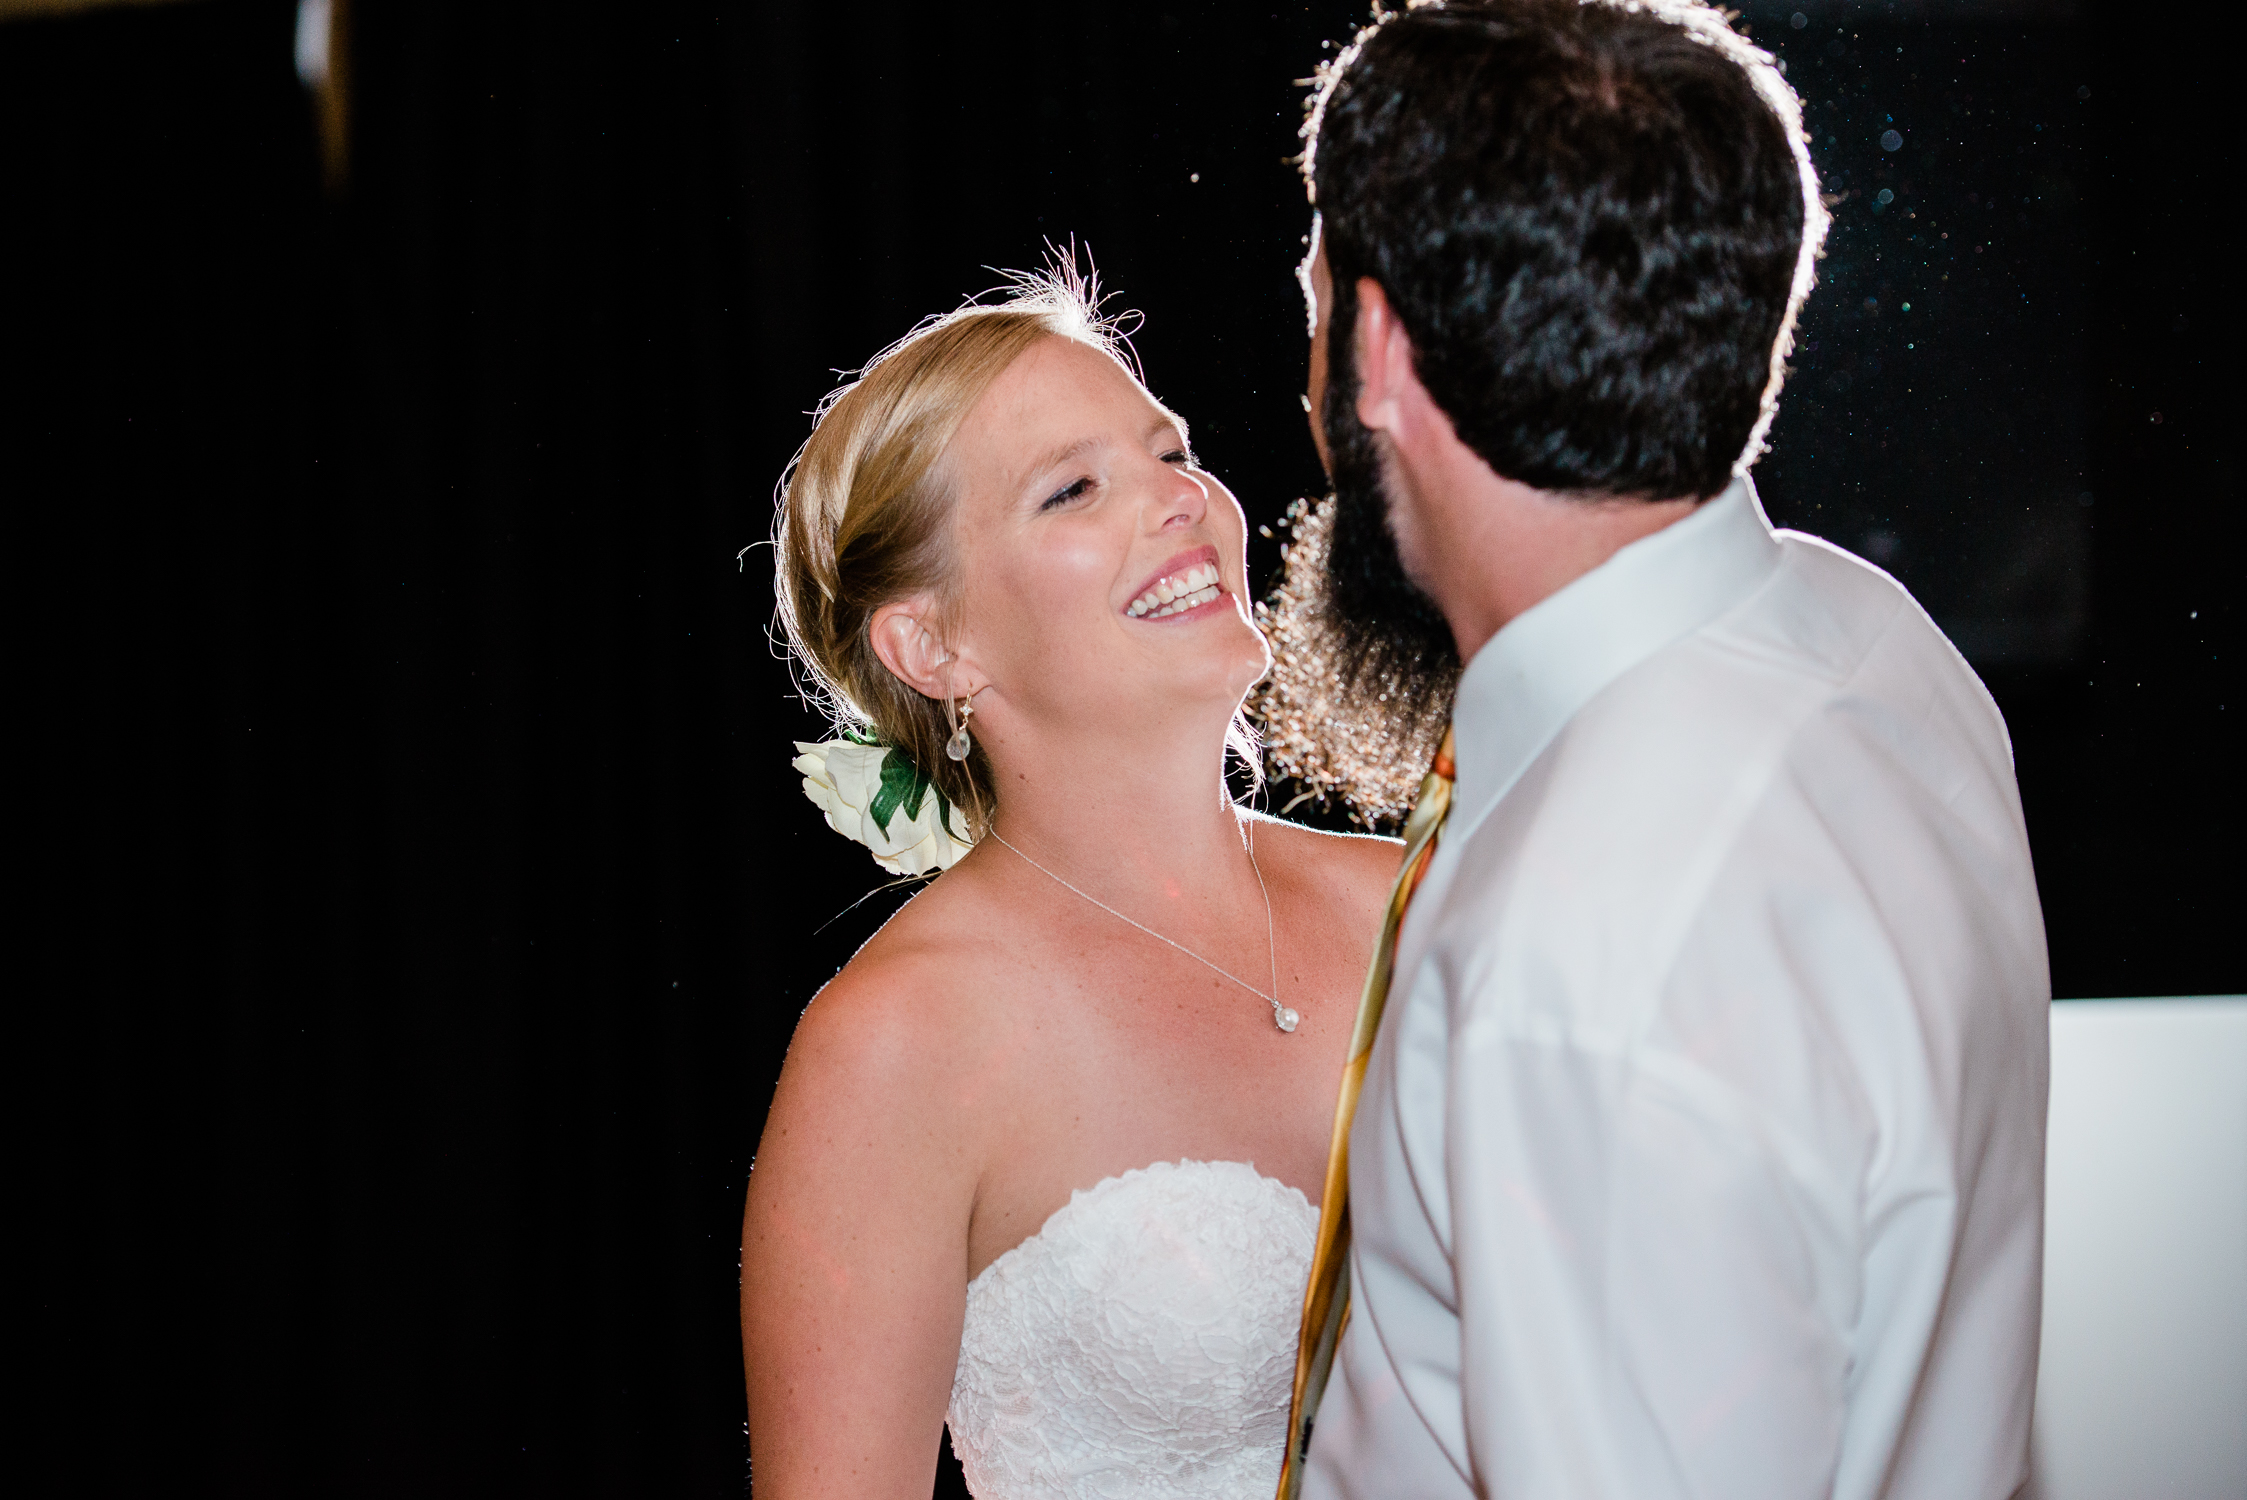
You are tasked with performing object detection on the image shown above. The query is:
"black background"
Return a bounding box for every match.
[6,0,2234,1493]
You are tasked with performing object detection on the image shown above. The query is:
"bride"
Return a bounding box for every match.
[739,269,1399,1499]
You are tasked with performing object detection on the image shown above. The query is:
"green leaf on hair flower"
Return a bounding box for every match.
[841,724,883,748]
[869,746,930,838]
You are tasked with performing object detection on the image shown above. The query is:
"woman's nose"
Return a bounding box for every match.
[1152,461,1209,531]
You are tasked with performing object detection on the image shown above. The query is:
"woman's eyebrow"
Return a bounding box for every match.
[1016,435,1100,494]
[1152,410,1191,449]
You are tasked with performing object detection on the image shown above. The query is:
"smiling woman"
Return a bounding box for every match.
[776,266,1271,860]
[744,267,1404,1498]
[774,271,1116,840]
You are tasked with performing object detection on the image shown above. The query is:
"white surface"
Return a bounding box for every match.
[293,0,330,89]
[1308,482,2052,1500]
[2030,996,2247,1500]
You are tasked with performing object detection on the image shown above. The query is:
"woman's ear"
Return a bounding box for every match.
[869,599,966,701]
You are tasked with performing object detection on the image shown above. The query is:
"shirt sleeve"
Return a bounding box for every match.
[1445,998,1856,1499]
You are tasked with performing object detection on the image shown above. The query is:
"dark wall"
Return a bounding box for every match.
[7,0,2234,1494]
[7,2,334,1490]
[1739,0,2240,1004]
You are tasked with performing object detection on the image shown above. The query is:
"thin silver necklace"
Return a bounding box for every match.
[986,821,1298,1033]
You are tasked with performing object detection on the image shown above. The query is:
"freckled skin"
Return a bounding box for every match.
[740,336,1404,1500]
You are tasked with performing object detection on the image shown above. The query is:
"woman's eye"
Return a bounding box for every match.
[1041,477,1094,511]
[1162,449,1193,467]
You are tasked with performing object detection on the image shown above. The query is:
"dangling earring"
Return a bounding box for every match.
[944,694,975,761]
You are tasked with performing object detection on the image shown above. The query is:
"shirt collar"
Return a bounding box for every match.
[1446,477,1783,836]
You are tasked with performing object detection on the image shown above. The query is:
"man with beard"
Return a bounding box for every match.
[1274,5,2051,1500]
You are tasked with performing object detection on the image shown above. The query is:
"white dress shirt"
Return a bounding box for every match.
[1302,480,2049,1500]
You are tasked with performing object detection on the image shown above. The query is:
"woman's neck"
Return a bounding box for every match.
[973,709,1257,915]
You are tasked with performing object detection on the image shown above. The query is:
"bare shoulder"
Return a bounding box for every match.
[775,868,1012,1119]
[1247,811,1403,914]
[745,868,1016,1307]
[742,868,1012,1498]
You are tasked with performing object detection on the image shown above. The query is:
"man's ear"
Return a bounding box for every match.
[1352,276,1418,436]
[869,599,967,701]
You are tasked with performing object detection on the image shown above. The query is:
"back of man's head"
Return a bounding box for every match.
[1307,0,1827,501]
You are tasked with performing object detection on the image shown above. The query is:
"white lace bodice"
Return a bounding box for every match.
[948,1160,1319,1500]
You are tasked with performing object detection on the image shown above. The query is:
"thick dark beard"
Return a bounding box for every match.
[1247,300,1461,827]
[1316,298,1461,743]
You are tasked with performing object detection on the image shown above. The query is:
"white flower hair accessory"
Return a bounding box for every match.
[793,729,975,876]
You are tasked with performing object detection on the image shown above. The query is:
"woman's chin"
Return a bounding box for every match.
[1191,621,1278,708]
[1103,629,1266,711]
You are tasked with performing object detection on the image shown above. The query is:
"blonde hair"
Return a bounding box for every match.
[773,269,1136,834]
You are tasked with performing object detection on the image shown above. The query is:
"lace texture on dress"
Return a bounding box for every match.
[948,1159,1319,1500]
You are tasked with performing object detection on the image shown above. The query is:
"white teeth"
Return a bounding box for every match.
[1143,583,1221,618]
[1127,562,1226,618]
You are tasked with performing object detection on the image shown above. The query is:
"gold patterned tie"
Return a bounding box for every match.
[1276,726,1457,1500]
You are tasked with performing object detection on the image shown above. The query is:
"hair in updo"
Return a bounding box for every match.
[774,269,1135,835]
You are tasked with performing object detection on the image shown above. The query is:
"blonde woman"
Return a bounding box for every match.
[739,272,1398,1500]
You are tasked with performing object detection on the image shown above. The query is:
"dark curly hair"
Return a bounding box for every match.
[1305,0,1827,499]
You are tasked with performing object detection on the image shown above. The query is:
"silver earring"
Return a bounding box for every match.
[944,695,974,761]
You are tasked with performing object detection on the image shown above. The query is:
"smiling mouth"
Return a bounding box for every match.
[1126,561,1226,619]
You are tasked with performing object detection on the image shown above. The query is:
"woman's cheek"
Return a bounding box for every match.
[1201,476,1252,591]
[1038,522,1127,601]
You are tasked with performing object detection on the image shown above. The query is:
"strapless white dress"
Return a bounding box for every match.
[947,1159,1319,1500]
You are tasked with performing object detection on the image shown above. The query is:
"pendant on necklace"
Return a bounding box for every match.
[1275,1005,1300,1033]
